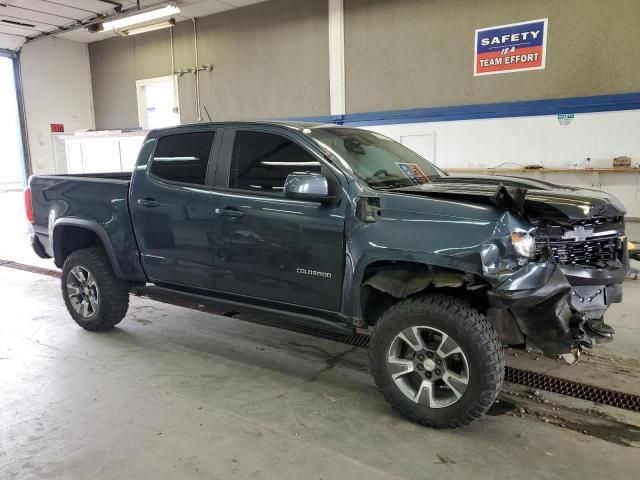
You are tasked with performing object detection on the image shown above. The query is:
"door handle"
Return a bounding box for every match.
[215,207,245,218]
[137,198,160,208]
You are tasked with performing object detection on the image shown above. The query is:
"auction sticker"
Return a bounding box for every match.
[396,163,430,185]
[474,19,548,76]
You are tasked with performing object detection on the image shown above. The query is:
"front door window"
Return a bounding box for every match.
[229,131,321,195]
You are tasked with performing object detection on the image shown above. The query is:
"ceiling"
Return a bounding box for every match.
[0,0,268,51]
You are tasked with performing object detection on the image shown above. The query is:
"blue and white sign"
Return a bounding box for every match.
[475,18,548,76]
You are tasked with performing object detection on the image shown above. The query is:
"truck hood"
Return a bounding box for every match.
[392,175,626,220]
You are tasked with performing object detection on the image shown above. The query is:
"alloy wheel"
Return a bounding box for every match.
[66,266,100,318]
[387,326,469,408]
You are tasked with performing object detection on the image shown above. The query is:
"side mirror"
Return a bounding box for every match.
[284,172,335,204]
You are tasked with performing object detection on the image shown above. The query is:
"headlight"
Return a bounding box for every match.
[510,230,536,258]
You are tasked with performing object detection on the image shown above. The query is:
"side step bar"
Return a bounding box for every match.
[134,285,354,336]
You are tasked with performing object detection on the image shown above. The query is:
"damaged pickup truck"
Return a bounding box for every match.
[25,121,628,428]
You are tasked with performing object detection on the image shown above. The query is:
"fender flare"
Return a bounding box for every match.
[52,218,124,279]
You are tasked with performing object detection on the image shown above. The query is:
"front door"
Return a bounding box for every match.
[210,128,346,312]
[130,129,218,289]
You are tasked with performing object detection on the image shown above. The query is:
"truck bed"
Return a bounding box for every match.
[28,172,145,281]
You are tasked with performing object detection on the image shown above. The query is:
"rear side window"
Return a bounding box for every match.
[229,131,321,194]
[150,131,215,185]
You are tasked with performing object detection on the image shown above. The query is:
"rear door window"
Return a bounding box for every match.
[229,131,321,194]
[150,131,215,185]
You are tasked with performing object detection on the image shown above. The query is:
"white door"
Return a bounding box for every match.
[136,76,180,129]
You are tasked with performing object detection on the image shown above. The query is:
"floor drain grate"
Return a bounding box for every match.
[504,366,640,412]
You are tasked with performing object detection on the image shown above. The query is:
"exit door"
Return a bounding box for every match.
[136,75,180,129]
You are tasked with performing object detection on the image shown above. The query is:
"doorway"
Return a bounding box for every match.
[0,53,45,266]
[136,75,180,130]
[0,55,25,186]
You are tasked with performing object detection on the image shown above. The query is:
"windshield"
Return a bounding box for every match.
[304,127,445,188]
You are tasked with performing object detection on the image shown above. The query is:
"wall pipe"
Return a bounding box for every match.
[169,24,175,76]
[173,18,212,123]
[193,17,202,122]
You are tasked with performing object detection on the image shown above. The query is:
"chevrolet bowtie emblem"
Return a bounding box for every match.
[562,226,594,242]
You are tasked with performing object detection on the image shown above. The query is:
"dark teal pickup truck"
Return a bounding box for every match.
[25,121,628,428]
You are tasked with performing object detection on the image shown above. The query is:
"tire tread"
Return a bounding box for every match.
[61,247,129,331]
[368,293,504,429]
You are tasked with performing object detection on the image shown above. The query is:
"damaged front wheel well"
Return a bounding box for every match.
[360,262,490,327]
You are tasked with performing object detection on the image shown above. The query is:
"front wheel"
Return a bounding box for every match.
[369,293,504,429]
[61,247,129,331]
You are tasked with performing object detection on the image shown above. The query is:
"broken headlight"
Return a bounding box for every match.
[510,230,536,258]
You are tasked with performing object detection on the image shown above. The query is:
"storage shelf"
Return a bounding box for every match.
[446,167,638,174]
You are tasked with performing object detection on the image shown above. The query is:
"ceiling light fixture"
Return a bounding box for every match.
[120,18,176,36]
[97,3,180,33]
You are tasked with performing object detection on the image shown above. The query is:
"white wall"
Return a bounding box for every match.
[20,37,95,175]
[367,109,640,217]
[367,110,640,169]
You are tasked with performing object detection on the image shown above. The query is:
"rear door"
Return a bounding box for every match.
[130,129,219,289]
[209,127,347,312]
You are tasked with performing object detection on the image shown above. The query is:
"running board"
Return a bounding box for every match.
[134,285,354,336]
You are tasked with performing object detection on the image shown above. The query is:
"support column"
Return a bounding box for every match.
[328,0,345,118]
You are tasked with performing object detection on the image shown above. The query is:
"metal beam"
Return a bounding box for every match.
[95,0,123,10]
[0,30,26,37]
[0,47,16,57]
[0,21,47,34]
[0,13,60,28]
[13,53,31,180]
[0,4,78,22]
[36,0,103,15]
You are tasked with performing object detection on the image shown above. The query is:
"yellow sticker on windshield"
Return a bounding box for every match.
[395,163,430,185]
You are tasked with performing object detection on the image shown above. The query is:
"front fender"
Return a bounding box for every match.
[341,186,535,320]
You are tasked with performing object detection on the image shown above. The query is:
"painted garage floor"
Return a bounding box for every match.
[1,266,639,480]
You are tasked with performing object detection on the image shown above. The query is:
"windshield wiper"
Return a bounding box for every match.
[369,181,412,190]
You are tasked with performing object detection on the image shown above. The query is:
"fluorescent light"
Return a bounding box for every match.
[102,4,180,31]
[121,19,175,36]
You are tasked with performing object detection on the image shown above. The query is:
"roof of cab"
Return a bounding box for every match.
[145,120,336,138]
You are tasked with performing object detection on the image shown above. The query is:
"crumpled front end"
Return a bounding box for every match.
[483,217,628,357]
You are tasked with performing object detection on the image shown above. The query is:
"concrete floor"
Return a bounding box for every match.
[1,266,639,480]
[2,189,640,479]
[1,190,56,270]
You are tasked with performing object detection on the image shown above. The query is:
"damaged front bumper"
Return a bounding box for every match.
[487,258,627,356]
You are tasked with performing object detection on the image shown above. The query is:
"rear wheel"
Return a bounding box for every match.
[61,247,129,331]
[369,293,504,428]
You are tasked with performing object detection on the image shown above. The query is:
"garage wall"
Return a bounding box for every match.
[89,0,329,130]
[344,0,640,113]
[88,0,640,127]
[21,37,95,174]
[89,28,169,130]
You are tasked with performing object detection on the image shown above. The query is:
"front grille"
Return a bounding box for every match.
[535,235,619,267]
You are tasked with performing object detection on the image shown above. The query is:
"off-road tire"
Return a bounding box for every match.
[61,247,129,331]
[369,293,504,428]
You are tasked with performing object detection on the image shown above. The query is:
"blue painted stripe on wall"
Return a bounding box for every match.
[289,92,640,126]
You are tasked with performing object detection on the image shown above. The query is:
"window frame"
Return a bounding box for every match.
[214,125,341,201]
[146,128,221,189]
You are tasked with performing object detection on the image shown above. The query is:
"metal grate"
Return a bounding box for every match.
[536,236,618,267]
[504,367,640,412]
